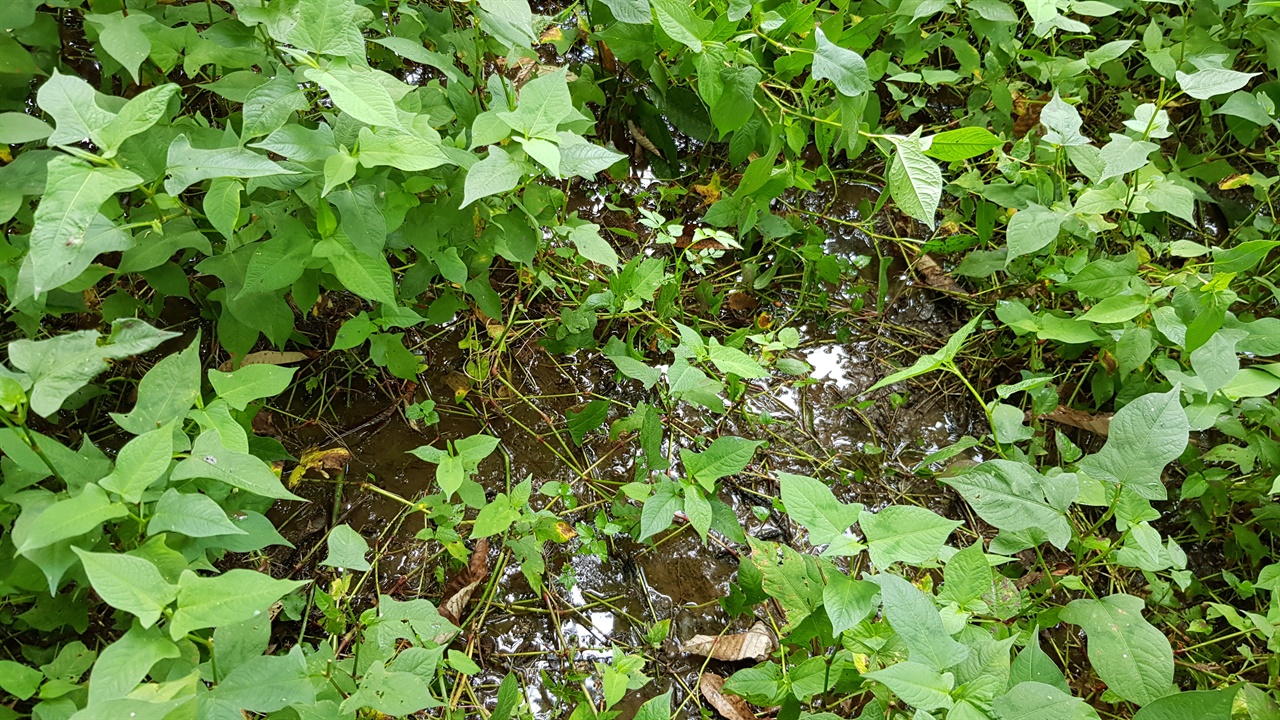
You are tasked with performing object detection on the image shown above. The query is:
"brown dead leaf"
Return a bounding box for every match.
[1040,407,1112,436]
[1012,92,1051,138]
[913,253,967,295]
[701,673,758,720]
[727,292,758,314]
[219,350,310,372]
[681,621,777,662]
[439,538,490,627]
[288,447,351,486]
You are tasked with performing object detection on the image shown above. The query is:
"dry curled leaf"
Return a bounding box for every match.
[701,673,758,720]
[288,447,352,486]
[1040,406,1112,436]
[912,252,967,295]
[681,621,777,662]
[219,350,310,372]
[727,292,758,313]
[439,538,490,627]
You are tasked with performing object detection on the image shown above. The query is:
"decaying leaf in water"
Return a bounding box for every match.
[219,350,310,372]
[288,447,351,486]
[913,252,968,295]
[1041,406,1112,436]
[727,292,758,313]
[439,538,490,627]
[681,621,777,661]
[701,672,758,720]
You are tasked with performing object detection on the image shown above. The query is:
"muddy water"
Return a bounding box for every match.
[269,181,981,717]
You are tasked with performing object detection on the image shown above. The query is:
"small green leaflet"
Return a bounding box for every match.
[84,11,154,83]
[680,436,764,491]
[1078,388,1188,500]
[462,146,525,207]
[148,488,248,538]
[304,65,403,127]
[1005,204,1067,264]
[99,425,174,503]
[322,524,372,571]
[992,681,1088,720]
[865,314,983,393]
[650,0,711,53]
[208,363,297,411]
[1175,67,1259,100]
[865,661,954,711]
[13,483,128,555]
[0,112,53,143]
[942,460,1075,550]
[875,573,970,670]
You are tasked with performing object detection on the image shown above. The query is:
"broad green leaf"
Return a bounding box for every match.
[85,12,153,83]
[875,573,970,670]
[942,460,1075,549]
[860,505,960,567]
[314,234,397,305]
[707,337,768,378]
[172,431,303,501]
[684,485,713,541]
[992,681,1087,720]
[112,336,201,435]
[865,315,982,393]
[634,689,672,720]
[1176,67,1259,99]
[681,436,764,491]
[86,623,179,705]
[240,233,312,296]
[1078,388,1188,500]
[1010,632,1071,692]
[358,126,452,171]
[600,0,652,23]
[490,673,523,720]
[9,320,177,417]
[476,0,536,48]
[606,352,662,389]
[28,156,142,295]
[1059,594,1173,706]
[36,71,115,147]
[1006,203,1066,263]
[148,488,247,538]
[556,135,628,179]
[14,483,127,554]
[370,37,463,82]
[0,660,44,701]
[1039,92,1091,146]
[939,543,993,608]
[99,425,173,503]
[72,549,176,628]
[562,222,620,270]
[496,68,574,139]
[1189,329,1244,397]
[204,177,242,242]
[473,493,521,538]
[305,65,402,127]
[778,472,862,546]
[865,661,954,711]
[823,569,879,635]
[924,126,1003,161]
[638,481,682,541]
[889,130,943,227]
[241,74,308,139]
[650,0,711,52]
[165,134,294,196]
[749,540,824,630]
[462,146,525,207]
[340,661,439,716]
[1131,689,1237,720]
[270,0,365,58]
[811,27,870,97]
[321,524,372,571]
[711,65,761,136]
[211,645,314,712]
[169,568,308,638]
[1098,134,1158,180]
[0,111,53,143]
[208,363,297,411]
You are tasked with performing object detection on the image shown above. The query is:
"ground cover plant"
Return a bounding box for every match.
[0,0,1279,717]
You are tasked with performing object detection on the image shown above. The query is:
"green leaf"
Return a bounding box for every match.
[606,352,662,389]
[778,472,862,546]
[924,127,1004,161]
[1009,632,1071,693]
[889,130,943,227]
[169,568,307,639]
[1176,67,1259,100]
[1190,329,1244,397]
[823,569,879,635]
[462,146,525,207]
[865,661,954,711]
[992,681,1088,720]
[204,178,243,241]
[490,673,523,720]
[0,111,52,143]
[567,399,609,445]
[650,0,711,52]
[707,338,769,378]
[241,74,308,139]
[562,222,620,270]
[14,483,128,554]
[270,0,365,58]
[600,0,652,23]
[865,315,982,393]
[1039,92,1091,146]
[811,27,871,97]
[85,12,153,83]
[211,645,314,712]
[634,689,672,720]
[322,524,372,571]
[72,549,176,628]
[939,543,993,608]
[99,425,174,503]
[558,136,628,179]
[497,68,574,139]
[1006,203,1066,263]
[1060,594,1173,706]
[148,488,248,538]
[305,65,402,127]
[37,70,116,147]
[1098,134,1158,181]
[875,573,970,670]
[942,460,1075,550]
[370,37,463,83]
[638,481,682,541]
[358,126,452,171]
[164,134,294,196]
[1078,388,1188,500]
[860,505,961,567]
[86,623,179,705]
[684,485,713,541]
[0,660,44,701]
[314,234,397,305]
[28,155,142,295]
[473,493,521,538]
[112,336,201,435]
[681,436,764,491]
[172,431,303,501]
[208,363,297,411]
[1131,689,1237,720]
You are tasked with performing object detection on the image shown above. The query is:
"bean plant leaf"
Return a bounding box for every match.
[1006,204,1066,264]
[888,129,943,227]
[1078,388,1188,500]
[811,27,871,97]
[13,483,128,555]
[860,505,961,567]
[942,460,1075,549]
[99,425,174,503]
[71,549,176,628]
[304,66,402,127]
[148,488,248,538]
[650,0,711,52]
[165,134,295,196]
[85,12,153,83]
[823,569,879,635]
[1130,688,1238,720]
[875,573,970,670]
[924,127,1003,161]
[865,661,954,711]
[0,112,52,144]
[778,472,862,546]
[169,569,308,638]
[992,681,1088,720]
[463,146,525,207]
[172,431,303,501]
[1059,594,1174,706]
[322,525,372,571]
[681,436,764,491]
[1176,67,1259,99]
[208,364,297,411]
